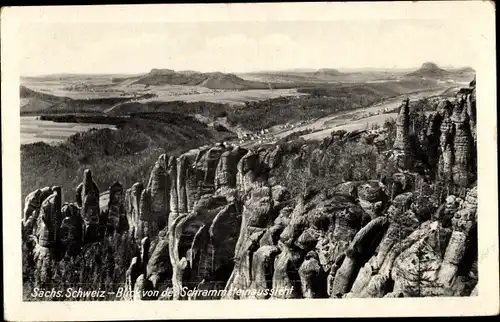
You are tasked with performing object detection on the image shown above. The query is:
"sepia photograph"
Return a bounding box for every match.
[2,2,498,320]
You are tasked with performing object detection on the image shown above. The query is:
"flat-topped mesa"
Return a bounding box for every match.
[215,146,248,190]
[80,169,101,242]
[393,98,411,153]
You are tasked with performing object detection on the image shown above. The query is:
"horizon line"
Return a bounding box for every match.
[20,64,475,78]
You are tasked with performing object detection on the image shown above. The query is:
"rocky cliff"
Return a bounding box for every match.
[21,78,478,300]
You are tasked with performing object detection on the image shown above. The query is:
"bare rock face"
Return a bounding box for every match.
[437,187,477,288]
[201,145,225,193]
[330,216,389,297]
[347,186,476,298]
[33,243,58,287]
[146,154,169,230]
[435,195,463,228]
[390,221,445,297]
[244,244,281,299]
[299,251,327,298]
[437,99,453,117]
[126,182,143,239]
[267,145,284,169]
[23,188,52,239]
[168,194,235,299]
[105,182,128,235]
[357,181,388,219]
[137,188,152,243]
[167,157,179,218]
[344,193,425,298]
[390,172,415,199]
[125,237,156,300]
[226,189,368,299]
[208,203,242,289]
[451,101,474,187]
[271,243,304,299]
[438,109,455,183]
[145,229,172,290]
[332,181,359,198]
[30,187,54,238]
[175,148,211,216]
[75,183,83,207]
[59,202,83,256]
[38,186,62,248]
[358,181,388,204]
[236,150,261,194]
[135,154,170,242]
[234,187,272,262]
[23,189,42,221]
[393,98,411,155]
[224,229,266,299]
[467,86,477,143]
[80,170,101,243]
[176,153,190,214]
[186,149,205,214]
[215,146,248,190]
[425,111,443,171]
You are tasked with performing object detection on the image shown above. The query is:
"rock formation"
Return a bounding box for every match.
[21,77,479,301]
[451,100,473,187]
[394,98,411,152]
[103,182,128,235]
[215,146,248,190]
[80,169,101,242]
[59,202,84,256]
[125,182,143,240]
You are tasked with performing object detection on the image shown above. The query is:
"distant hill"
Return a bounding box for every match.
[405,62,476,82]
[405,62,451,79]
[237,68,347,83]
[451,66,475,73]
[129,69,270,90]
[20,85,142,115]
[313,68,343,77]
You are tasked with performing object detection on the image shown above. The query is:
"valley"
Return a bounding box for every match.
[20,62,479,301]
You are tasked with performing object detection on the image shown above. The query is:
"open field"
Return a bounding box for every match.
[272,88,446,139]
[21,116,116,145]
[22,78,307,108]
[141,88,306,105]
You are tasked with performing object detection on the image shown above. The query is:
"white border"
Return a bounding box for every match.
[2,2,498,320]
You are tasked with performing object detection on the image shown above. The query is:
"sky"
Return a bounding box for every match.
[15,5,483,76]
